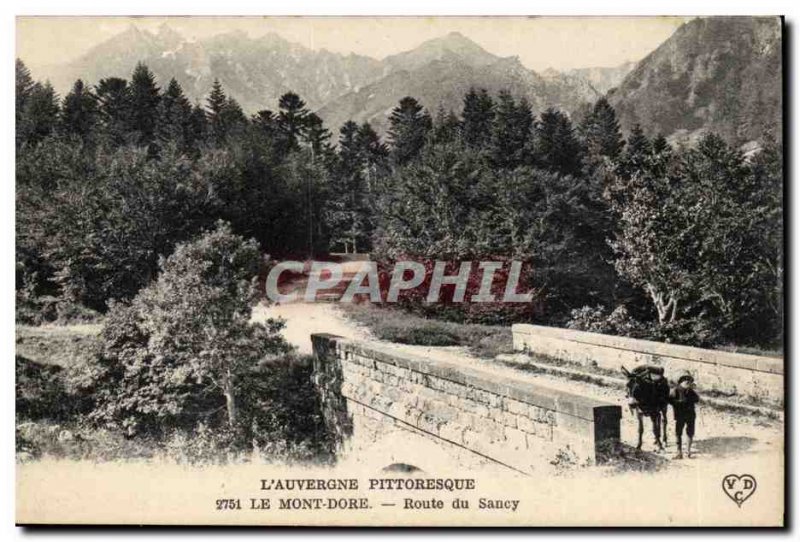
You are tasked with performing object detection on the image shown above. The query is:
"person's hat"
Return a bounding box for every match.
[678,374,694,385]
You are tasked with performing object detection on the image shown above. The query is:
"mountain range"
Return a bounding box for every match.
[26,17,781,145]
[609,17,782,145]
[28,26,626,135]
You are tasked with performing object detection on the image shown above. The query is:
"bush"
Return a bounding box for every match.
[378,324,461,346]
[567,305,644,336]
[235,355,334,463]
[72,222,292,437]
[16,356,75,421]
[567,304,726,348]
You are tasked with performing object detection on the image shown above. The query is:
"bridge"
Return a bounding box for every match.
[311,333,621,474]
[311,324,783,474]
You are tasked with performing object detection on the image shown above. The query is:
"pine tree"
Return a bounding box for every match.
[206,80,227,116]
[128,63,161,146]
[303,112,332,161]
[356,122,389,189]
[651,133,670,155]
[582,97,624,161]
[95,77,132,147]
[432,105,460,145]
[206,79,239,145]
[252,109,278,139]
[16,59,35,121]
[490,91,532,168]
[616,124,652,178]
[277,92,309,151]
[156,78,193,151]
[220,97,247,139]
[533,108,583,175]
[328,121,366,253]
[461,88,494,148]
[188,104,208,149]
[61,79,99,142]
[18,81,60,147]
[387,96,431,165]
[626,124,651,158]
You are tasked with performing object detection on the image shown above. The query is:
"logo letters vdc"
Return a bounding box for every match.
[722,474,757,508]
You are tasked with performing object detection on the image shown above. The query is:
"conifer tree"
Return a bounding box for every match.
[205,82,246,145]
[460,88,494,148]
[651,133,670,155]
[128,63,161,146]
[156,78,193,151]
[277,92,309,151]
[61,79,99,142]
[95,77,132,147]
[328,121,367,252]
[206,80,227,117]
[432,105,460,145]
[626,124,651,158]
[18,81,60,147]
[356,122,389,190]
[490,91,532,168]
[220,97,247,138]
[533,108,583,175]
[387,96,431,165]
[188,104,208,149]
[581,97,624,161]
[616,124,652,178]
[303,112,332,161]
[252,109,278,139]
[16,59,35,120]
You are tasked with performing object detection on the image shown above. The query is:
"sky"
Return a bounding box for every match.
[17,16,689,72]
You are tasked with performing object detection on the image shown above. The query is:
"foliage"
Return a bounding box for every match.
[16,356,77,421]
[608,133,782,345]
[388,96,432,165]
[14,59,783,349]
[70,223,291,436]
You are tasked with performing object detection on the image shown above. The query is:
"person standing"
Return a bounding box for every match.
[670,374,700,459]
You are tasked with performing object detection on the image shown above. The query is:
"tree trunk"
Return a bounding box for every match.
[648,284,678,324]
[223,370,237,427]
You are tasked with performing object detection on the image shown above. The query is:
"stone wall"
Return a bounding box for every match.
[512,324,784,407]
[312,334,621,474]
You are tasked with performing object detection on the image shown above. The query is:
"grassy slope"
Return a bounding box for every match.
[16,324,101,367]
[339,303,513,359]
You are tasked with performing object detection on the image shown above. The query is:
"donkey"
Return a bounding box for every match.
[622,365,670,451]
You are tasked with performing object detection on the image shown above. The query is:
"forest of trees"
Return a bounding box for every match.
[16,59,783,349]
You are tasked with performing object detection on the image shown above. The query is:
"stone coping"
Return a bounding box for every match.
[512,324,783,375]
[312,333,618,422]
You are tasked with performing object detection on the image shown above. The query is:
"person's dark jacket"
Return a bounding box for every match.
[669,387,700,418]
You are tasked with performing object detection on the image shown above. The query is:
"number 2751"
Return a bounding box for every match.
[216,498,242,510]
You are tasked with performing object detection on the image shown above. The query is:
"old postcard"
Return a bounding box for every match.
[14,15,784,526]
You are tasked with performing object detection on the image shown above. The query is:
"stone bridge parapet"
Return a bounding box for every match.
[512,324,784,407]
[312,333,621,474]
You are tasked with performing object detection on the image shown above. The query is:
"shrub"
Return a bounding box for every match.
[567,304,725,348]
[16,356,74,421]
[72,222,291,437]
[567,305,644,336]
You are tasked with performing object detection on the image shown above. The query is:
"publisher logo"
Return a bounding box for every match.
[722,474,757,508]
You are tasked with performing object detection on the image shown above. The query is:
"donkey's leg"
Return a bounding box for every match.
[661,407,668,446]
[652,414,663,451]
[636,412,643,450]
